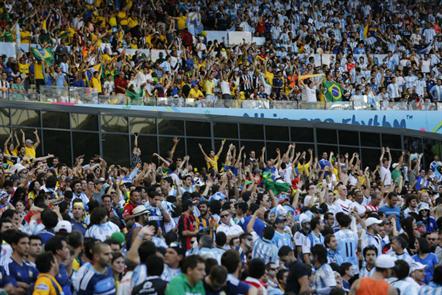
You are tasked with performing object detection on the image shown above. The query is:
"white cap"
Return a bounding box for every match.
[375,254,396,268]
[54,220,72,233]
[365,217,383,228]
[418,202,430,211]
[410,262,426,273]
[299,213,311,224]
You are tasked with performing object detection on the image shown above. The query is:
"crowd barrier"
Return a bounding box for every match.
[1,86,441,111]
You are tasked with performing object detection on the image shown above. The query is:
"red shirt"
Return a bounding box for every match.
[178,212,196,250]
[114,77,128,94]
[123,202,136,218]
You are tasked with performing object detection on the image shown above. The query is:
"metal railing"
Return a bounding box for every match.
[1,86,441,111]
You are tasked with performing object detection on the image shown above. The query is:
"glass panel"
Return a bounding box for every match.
[316,128,337,144]
[381,134,401,149]
[186,121,211,137]
[157,119,184,136]
[43,130,71,165]
[130,117,156,135]
[102,134,130,166]
[338,130,359,146]
[101,115,128,133]
[240,124,264,140]
[158,137,185,161]
[0,108,9,126]
[42,111,70,129]
[360,148,381,169]
[403,136,423,154]
[291,127,314,142]
[72,132,100,162]
[0,127,10,152]
[11,109,40,127]
[133,135,158,164]
[71,113,99,131]
[423,139,442,168]
[266,126,289,141]
[360,132,380,148]
[186,138,212,171]
[213,122,238,139]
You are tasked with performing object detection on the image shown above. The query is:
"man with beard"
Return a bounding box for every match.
[238,233,253,263]
[123,190,142,219]
[361,217,384,257]
[196,200,217,238]
[293,213,311,264]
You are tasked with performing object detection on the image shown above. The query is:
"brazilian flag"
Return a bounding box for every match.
[262,171,291,195]
[323,81,343,102]
[31,47,55,66]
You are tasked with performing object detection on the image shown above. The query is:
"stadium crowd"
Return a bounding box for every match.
[0,130,442,295]
[0,0,442,104]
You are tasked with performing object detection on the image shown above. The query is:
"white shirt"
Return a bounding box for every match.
[380,165,392,186]
[216,223,244,238]
[302,85,317,102]
[85,221,120,241]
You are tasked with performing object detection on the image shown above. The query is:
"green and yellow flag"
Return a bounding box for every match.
[323,81,343,102]
[31,47,54,66]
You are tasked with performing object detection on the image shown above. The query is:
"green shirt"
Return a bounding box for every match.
[165,274,205,295]
[392,168,401,183]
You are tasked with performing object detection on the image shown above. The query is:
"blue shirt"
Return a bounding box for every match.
[412,253,439,284]
[72,220,87,235]
[57,263,72,295]
[37,229,55,245]
[4,258,38,288]
[252,238,279,264]
[272,231,294,249]
[242,216,265,238]
[335,229,358,267]
[379,205,401,230]
[76,264,115,295]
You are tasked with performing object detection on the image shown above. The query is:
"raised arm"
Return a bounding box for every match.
[216,139,226,158]
[33,129,40,148]
[379,147,385,166]
[198,143,210,161]
[20,129,26,145]
[153,153,171,166]
[169,137,180,160]
[4,133,12,151]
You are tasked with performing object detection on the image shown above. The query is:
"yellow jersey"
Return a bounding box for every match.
[206,155,219,172]
[33,274,63,295]
[24,146,36,159]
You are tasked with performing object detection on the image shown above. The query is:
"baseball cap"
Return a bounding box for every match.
[410,262,426,273]
[375,255,396,268]
[169,242,185,256]
[111,232,126,246]
[54,220,72,233]
[365,217,383,228]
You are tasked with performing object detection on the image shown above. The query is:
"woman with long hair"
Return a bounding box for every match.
[111,251,126,292]
[412,237,439,284]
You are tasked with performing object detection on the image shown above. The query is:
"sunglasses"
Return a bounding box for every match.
[221,214,230,218]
